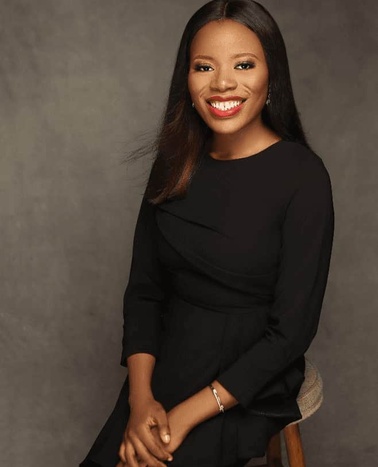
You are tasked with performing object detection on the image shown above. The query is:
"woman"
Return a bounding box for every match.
[79,1,335,466]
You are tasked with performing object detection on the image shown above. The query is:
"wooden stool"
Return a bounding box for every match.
[257,358,323,467]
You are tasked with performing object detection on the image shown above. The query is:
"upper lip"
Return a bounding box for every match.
[207,95,246,102]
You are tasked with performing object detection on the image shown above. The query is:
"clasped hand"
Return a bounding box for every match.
[117,395,191,467]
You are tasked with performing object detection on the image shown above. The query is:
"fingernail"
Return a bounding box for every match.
[163,434,170,443]
[167,456,173,461]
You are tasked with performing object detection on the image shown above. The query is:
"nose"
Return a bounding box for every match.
[210,67,237,92]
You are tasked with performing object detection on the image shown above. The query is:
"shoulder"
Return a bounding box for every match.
[277,140,327,169]
[277,141,332,187]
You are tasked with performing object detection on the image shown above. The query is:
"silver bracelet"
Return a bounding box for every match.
[209,383,225,413]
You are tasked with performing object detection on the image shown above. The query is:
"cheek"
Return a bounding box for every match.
[188,74,207,101]
[187,75,195,98]
[253,76,266,89]
[247,71,269,93]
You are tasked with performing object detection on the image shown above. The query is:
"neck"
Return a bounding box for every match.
[210,119,279,160]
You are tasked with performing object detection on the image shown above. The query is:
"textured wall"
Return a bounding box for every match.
[0,1,376,466]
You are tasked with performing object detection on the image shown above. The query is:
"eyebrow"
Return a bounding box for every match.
[192,52,260,61]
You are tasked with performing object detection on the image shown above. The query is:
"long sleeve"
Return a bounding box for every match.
[120,195,167,368]
[216,156,335,409]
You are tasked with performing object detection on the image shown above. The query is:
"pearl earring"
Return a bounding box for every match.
[192,102,195,108]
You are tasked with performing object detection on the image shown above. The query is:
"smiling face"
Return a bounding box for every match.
[188,19,270,137]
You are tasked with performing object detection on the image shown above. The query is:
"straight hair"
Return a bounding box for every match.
[128,0,311,204]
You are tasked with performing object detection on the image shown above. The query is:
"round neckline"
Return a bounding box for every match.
[206,139,284,163]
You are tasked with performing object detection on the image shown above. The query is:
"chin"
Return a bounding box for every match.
[206,122,250,136]
[200,112,260,137]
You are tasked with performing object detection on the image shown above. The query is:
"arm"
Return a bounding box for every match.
[172,155,335,427]
[118,195,174,464]
[121,197,234,425]
[215,156,335,409]
[127,353,156,406]
[120,195,167,369]
[120,192,237,456]
[167,380,239,434]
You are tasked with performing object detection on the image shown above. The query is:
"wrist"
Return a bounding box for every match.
[175,381,237,429]
[176,388,219,430]
[169,402,196,434]
[128,387,154,408]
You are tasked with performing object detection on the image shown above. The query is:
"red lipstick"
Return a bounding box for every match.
[206,96,246,118]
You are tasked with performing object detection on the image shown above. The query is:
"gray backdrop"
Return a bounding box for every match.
[1,1,377,466]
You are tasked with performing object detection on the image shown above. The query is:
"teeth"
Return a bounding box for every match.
[210,100,242,111]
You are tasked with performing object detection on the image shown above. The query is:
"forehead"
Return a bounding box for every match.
[190,19,265,60]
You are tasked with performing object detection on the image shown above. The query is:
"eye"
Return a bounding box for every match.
[193,63,214,72]
[235,61,255,70]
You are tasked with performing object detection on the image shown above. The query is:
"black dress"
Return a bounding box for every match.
[79,140,335,467]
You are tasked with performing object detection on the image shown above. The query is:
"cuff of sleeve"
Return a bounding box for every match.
[120,344,159,368]
[216,355,307,411]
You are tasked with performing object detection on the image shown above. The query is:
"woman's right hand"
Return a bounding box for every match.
[118,394,174,467]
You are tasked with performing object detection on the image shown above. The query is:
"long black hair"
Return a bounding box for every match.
[130,0,311,204]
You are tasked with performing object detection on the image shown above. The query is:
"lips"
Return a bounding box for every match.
[206,96,246,118]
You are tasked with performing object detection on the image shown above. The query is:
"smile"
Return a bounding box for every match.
[209,100,243,111]
[206,97,246,118]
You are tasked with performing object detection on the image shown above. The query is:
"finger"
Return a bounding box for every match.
[118,441,127,463]
[136,427,173,462]
[132,435,169,467]
[154,411,171,444]
[125,440,139,467]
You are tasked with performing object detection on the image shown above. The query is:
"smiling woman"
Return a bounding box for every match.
[79,2,334,467]
[188,20,272,146]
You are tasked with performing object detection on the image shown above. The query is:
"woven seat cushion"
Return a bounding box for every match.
[288,358,323,425]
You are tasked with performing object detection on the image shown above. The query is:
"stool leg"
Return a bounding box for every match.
[266,432,283,467]
[283,424,306,467]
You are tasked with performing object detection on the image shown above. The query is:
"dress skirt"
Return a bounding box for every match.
[79,297,302,467]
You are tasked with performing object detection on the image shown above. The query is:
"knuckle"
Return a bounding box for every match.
[127,430,138,441]
[154,408,163,417]
[155,402,164,412]
[127,425,136,434]
[124,442,133,454]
